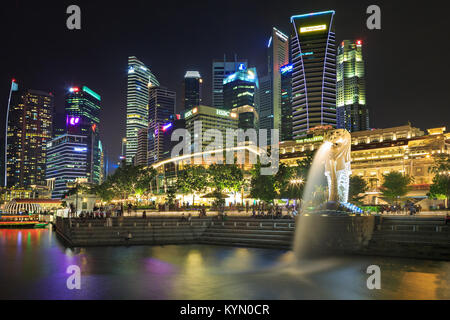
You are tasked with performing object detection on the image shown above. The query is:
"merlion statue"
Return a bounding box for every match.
[323,129,352,203]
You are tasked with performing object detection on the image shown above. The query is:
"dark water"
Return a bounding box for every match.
[0,228,449,299]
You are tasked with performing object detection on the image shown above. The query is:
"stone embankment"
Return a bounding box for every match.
[55,215,450,260]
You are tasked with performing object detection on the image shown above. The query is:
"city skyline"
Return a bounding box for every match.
[1,0,449,172]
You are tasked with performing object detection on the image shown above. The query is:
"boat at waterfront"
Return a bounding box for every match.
[0,214,48,229]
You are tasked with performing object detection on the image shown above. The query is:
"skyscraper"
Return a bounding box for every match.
[46,134,88,199]
[65,86,103,185]
[267,27,290,134]
[212,56,248,108]
[280,63,293,141]
[135,128,148,166]
[184,105,238,151]
[6,89,53,188]
[148,86,176,164]
[126,56,159,164]
[183,71,202,112]
[337,40,369,132]
[223,67,259,130]
[290,10,337,138]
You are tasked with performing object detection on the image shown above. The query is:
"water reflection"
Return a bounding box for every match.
[0,229,449,299]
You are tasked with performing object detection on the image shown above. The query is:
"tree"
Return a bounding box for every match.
[348,175,368,204]
[380,172,412,204]
[92,165,156,202]
[176,165,208,205]
[207,164,244,205]
[249,162,276,203]
[428,154,450,208]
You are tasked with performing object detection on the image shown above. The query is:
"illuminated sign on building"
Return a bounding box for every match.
[295,136,324,144]
[216,109,230,117]
[280,64,293,74]
[185,107,198,119]
[73,147,87,152]
[67,116,80,126]
[300,24,327,33]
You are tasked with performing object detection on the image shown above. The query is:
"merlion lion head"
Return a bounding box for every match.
[324,129,351,161]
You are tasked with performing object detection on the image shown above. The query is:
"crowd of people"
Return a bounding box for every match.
[379,202,422,215]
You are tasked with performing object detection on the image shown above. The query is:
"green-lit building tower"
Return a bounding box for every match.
[336,40,369,132]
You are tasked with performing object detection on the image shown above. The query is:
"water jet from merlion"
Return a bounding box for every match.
[293,129,374,259]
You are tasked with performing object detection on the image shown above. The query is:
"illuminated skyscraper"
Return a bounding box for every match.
[126,56,159,164]
[212,56,248,108]
[290,10,337,138]
[46,134,88,199]
[6,89,53,188]
[65,86,103,185]
[148,86,176,164]
[280,64,293,141]
[267,28,290,133]
[337,40,369,132]
[223,67,259,130]
[183,71,202,112]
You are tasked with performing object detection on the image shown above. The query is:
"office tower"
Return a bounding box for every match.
[223,67,259,129]
[53,112,67,138]
[290,10,337,138]
[212,56,248,108]
[148,86,176,164]
[65,86,101,129]
[65,86,103,185]
[183,71,202,112]
[267,27,290,133]
[280,64,293,141]
[337,40,369,132]
[258,75,273,134]
[46,134,88,199]
[126,56,160,164]
[6,89,53,188]
[135,128,148,166]
[184,105,238,151]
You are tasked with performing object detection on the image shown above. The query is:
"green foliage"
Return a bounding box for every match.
[380,171,412,204]
[249,162,276,203]
[176,165,208,205]
[207,164,244,193]
[428,154,450,207]
[349,175,368,204]
[92,165,157,201]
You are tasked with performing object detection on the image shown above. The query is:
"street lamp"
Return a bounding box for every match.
[290,178,304,185]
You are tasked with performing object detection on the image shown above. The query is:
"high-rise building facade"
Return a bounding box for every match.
[126,56,159,164]
[212,56,248,108]
[184,105,238,151]
[148,86,176,164]
[280,64,293,141]
[46,134,88,199]
[267,28,290,134]
[337,40,369,132]
[135,127,149,166]
[65,86,101,129]
[183,71,202,112]
[6,89,53,188]
[65,86,103,185]
[290,10,337,138]
[223,67,259,129]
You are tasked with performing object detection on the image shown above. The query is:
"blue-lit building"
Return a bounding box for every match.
[212,56,248,109]
[290,10,337,138]
[45,134,88,199]
[223,67,259,130]
[148,86,176,164]
[280,64,293,141]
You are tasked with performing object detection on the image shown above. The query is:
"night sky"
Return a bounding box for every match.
[1,0,449,173]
